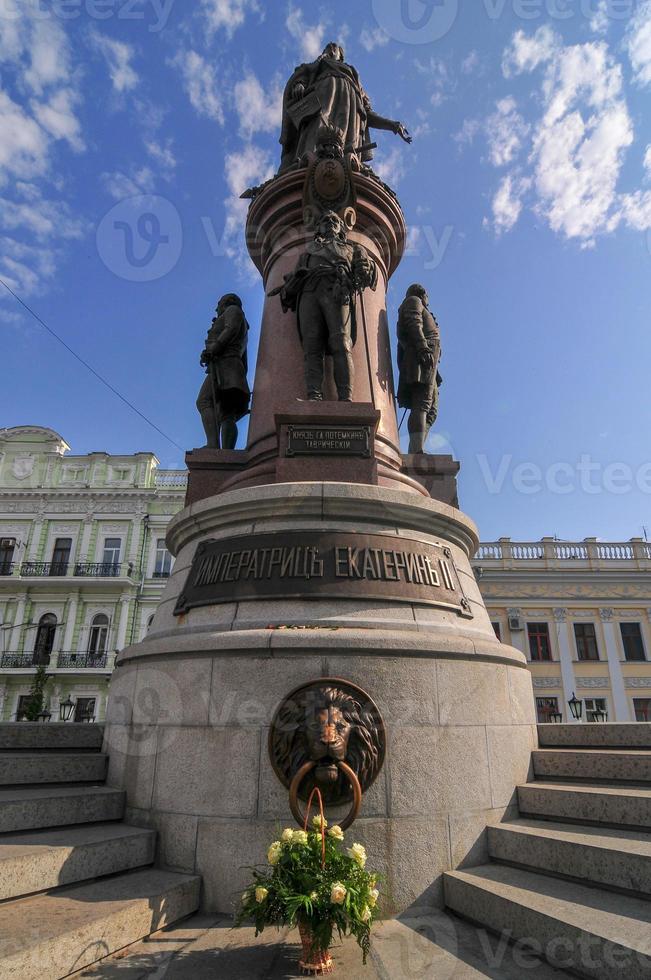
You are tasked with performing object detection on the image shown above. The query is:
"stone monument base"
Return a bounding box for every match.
[104,483,536,914]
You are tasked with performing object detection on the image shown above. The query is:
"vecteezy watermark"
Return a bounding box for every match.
[372,0,636,43]
[372,0,460,44]
[0,0,175,33]
[476,454,651,496]
[96,195,182,282]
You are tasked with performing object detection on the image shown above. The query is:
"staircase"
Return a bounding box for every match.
[0,723,200,980]
[445,723,651,979]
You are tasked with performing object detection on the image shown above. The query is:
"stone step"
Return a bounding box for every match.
[0,867,200,979]
[0,785,124,834]
[533,748,651,783]
[488,818,651,894]
[538,723,651,749]
[444,863,651,979]
[0,753,108,786]
[0,823,155,902]
[518,781,651,829]
[0,724,103,751]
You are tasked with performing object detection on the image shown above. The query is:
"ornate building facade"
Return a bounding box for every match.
[472,537,651,724]
[0,427,186,723]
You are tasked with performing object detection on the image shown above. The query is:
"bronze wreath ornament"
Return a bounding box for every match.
[269,679,386,830]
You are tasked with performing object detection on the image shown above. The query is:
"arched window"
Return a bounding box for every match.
[34,613,57,665]
[87,614,109,660]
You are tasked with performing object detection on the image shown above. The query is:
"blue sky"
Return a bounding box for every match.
[2,0,651,542]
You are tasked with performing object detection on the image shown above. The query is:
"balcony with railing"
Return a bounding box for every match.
[154,469,188,488]
[474,537,651,570]
[19,561,136,579]
[56,651,109,669]
[0,651,114,670]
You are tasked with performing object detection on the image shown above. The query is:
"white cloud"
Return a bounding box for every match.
[452,118,480,147]
[492,175,527,234]
[100,167,156,200]
[625,0,651,87]
[32,89,84,151]
[0,91,49,185]
[373,146,406,188]
[233,72,283,137]
[486,97,529,167]
[589,0,610,35]
[0,194,83,240]
[502,25,558,77]
[223,143,275,273]
[90,32,139,93]
[286,6,327,61]
[170,50,224,123]
[360,26,389,52]
[201,0,261,37]
[461,50,479,74]
[493,31,645,243]
[145,139,177,177]
[616,190,651,229]
[644,144,651,178]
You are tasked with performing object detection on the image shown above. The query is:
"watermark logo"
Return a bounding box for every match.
[96,195,182,282]
[372,0,459,43]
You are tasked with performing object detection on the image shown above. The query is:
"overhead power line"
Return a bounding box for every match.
[0,276,184,452]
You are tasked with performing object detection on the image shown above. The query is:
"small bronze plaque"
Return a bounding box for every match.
[286,425,371,457]
[174,530,473,617]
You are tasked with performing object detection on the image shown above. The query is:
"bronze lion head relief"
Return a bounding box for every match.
[268,679,386,817]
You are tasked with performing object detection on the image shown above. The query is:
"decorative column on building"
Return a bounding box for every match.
[78,514,94,564]
[27,518,44,562]
[507,607,528,658]
[115,596,131,652]
[7,597,26,654]
[61,591,80,657]
[599,607,630,721]
[553,608,579,722]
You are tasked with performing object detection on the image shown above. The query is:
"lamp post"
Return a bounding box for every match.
[568,692,583,722]
[59,695,75,723]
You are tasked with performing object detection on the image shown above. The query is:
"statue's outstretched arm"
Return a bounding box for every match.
[366,110,412,144]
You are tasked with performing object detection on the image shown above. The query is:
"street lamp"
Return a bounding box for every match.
[59,696,75,722]
[568,692,583,721]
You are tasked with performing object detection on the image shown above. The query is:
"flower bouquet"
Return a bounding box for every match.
[236,792,380,975]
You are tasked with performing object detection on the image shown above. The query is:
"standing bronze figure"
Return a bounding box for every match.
[279,42,412,174]
[196,293,250,450]
[269,211,377,402]
[397,284,442,454]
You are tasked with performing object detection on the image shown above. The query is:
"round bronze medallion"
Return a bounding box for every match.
[313,159,347,202]
[268,678,386,818]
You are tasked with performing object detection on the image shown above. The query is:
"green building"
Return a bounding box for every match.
[0,426,187,722]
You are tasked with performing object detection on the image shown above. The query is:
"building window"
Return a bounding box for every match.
[491,622,501,641]
[574,623,599,661]
[147,614,155,633]
[51,537,71,576]
[584,697,608,722]
[633,698,651,721]
[528,623,552,661]
[102,538,121,569]
[87,614,109,660]
[74,697,96,722]
[0,538,15,575]
[15,695,32,721]
[621,623,646,662]
[154,538,172,578]
[33,613,57,665]
[536,697,559,723]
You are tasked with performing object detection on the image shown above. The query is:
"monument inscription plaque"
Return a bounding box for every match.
[286,425,371,457]
[174,530,473,616]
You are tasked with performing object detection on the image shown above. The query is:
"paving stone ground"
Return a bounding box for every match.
[76,910,570,979]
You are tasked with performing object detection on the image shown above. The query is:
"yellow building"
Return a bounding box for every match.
[473,537,651,723]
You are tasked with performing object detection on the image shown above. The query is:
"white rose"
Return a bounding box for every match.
[312,815,328,830]
[330,882,347,905]
[292,829,309,845]
[328,825,344,841]
[361,905,372,922]
[281,828,294,842]
[310,891,318,901]
[267,842,282,865]
[347,843,367,867]
[368,888,379,908]
[255,887,269,903]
